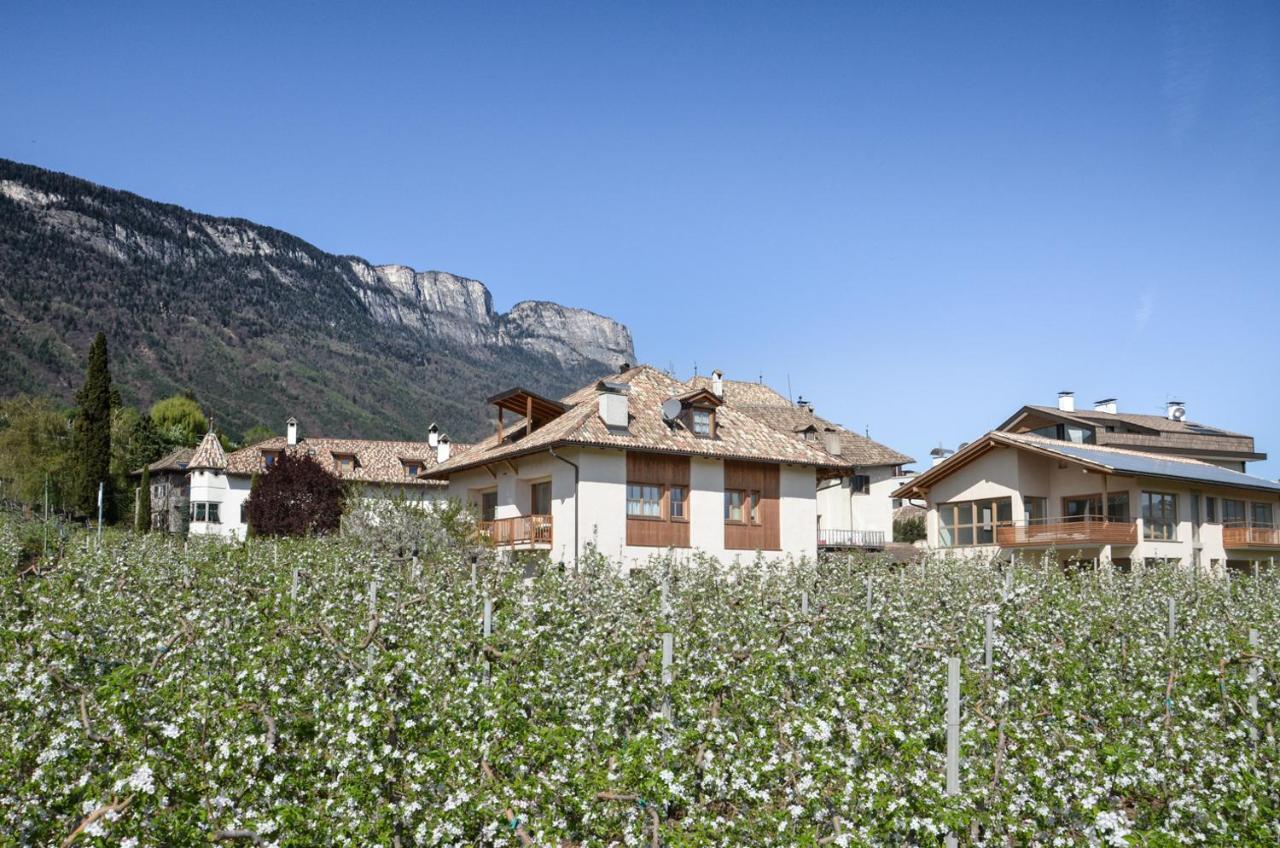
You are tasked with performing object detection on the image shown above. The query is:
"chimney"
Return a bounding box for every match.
[286,417,298,446]
[796,396,813,412]
[1166,400,1186,421]
[436,434,451,463]
[1057,391,1075,413]
[598,381,630,429]
[618,362,631,374]
[822,432,842,456]
[930,446,953,467]
[427,422,439,448]
[1093,398,1117,414]
[711,369,724,398]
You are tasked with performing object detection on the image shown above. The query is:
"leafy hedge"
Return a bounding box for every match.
[1,518,1277,846]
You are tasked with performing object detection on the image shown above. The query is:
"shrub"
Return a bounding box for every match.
[242,453,345,536]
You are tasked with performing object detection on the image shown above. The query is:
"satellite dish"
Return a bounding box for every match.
[661,398,682,422]
[1170,405,1186,421]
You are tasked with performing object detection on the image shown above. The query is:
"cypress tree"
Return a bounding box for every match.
[137,465,152,533]
[73,333,115,521]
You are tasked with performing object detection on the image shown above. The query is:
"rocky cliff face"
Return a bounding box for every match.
[0,158,635,441]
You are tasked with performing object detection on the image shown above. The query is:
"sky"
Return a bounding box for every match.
[3,1,1278,477]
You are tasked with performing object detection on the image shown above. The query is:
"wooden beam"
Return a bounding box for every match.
[526,395,534,433]
[497,407,504,444]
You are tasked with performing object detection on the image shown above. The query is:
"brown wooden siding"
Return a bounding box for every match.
[724,460,780,551]
[626,452,691,548]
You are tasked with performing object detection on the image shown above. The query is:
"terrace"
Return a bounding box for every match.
[996,517,1137,548]
[477,514,553,549]
[1223,522,1280,549]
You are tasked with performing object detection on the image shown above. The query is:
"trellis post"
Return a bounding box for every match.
[945,657,960,848]
[1167,598,1176,641]
[1248,627,1260,744]
[801,589,809,617]
[661,631,674,722]
[984,613,994,671]
[482,595,494,683]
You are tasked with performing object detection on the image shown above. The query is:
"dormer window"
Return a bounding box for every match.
[262,450,282,467]
[692,408,713,436]
[333,453,358,473]
[401,459,423,477]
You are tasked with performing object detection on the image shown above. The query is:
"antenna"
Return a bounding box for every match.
[786,374,793,405]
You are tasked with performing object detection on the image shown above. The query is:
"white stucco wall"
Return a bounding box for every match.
[187,470,252,541]
[816,465,901,538]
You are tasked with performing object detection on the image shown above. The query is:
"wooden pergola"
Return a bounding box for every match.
[487,387,569,442]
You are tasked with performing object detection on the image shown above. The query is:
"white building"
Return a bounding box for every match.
[186,419,458,541]
[427,365,885,570]
[894,394,1280,572]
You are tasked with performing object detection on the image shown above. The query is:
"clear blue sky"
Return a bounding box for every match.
[4,2,1278,477]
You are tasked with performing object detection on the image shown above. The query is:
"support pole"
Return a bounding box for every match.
[96,481,104,546]
[984,613,994,671]
[661,631,674,722]
[1248,627,1260,745]
[800,589,809,617]
[945,657,960,848]
[1167,598,1176,641]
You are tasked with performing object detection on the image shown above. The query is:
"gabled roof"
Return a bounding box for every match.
[893,430,1280,500]
[188,431,227,471]
[427,365,851,477]
[224,435,464,487]
[130,447,194,476]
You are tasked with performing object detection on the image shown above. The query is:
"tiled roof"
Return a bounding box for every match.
[734,404,915,468]
[685,375,791,407]
[224,436,461,487]
[427,365,851,476]
[188,431,227,470]
[130,447,194,476]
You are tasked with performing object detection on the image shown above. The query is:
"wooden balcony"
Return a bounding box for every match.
[818,529,886,550]
[997,517,1137,548]
[477,515,553,548]
[1223,523,1280,549]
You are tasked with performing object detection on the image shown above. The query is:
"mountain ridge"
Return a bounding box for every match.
[0,158,634,442]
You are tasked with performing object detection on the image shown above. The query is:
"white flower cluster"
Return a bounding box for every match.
[0,517,1277,846]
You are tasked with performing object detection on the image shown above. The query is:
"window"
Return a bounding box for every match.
[531,481,552,516]
[1252,502,1274,528]
[262,450,282,467]
[696,409,716,438]
[725,489,745,523]
[938,498,1012,547]
[1222,499,1246,526]
[1142,492,1178,541]
[334,453,357,473]
[1205,497,1217,523]
[402,460,422,477]
[1062,493,1129,522]
[190,502,220,524]
[851,474,871,495]
[627,484,662,518]
[749,490,761,524]
[1023,496,1047,522]
[480,491,497,522]
[669,486,687,520]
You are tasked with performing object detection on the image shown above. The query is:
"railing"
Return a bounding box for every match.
[817,529,886,550]
[996,517,1137,548]
[477,515,553,547]
[1223,522,1280,548]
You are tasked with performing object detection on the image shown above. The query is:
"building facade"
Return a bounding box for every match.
[894,395,1279,571]
[426,365,858,569]
[186,419,458,541]
[131,447,194,533]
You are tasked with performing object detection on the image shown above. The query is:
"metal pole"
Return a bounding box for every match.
[482,595,494,684]
[661,631,674,722]
[96,481,104,546]
[800,589,809,617]
[43,473,49,557]
[1248,628,1260,745]
[865,575,873,617]
[1167,598,1176,641]
[945,657,960,848]
[985,613,994,671]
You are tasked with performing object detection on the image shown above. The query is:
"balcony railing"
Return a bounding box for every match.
[478,514,553,548]
[996,517,1137,548]
[1223,522,1280,549]
[818,529,886,550]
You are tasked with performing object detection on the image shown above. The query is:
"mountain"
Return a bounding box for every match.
[0,158,634,442]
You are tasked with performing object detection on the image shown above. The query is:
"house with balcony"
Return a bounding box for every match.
[424,365,855,569]
[187,418,460,541]
[684,374,915,551]
[893,393,1280,571]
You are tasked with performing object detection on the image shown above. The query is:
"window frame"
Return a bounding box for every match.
[937,497,1013,547]
[1141,491,1178,541]
[626,483,664,520]
[668,485,688,522]
[690,407,715,438]
[851,474,871,495]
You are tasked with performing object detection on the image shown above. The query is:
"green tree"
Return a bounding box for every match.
[72,333,114,521]
[149,394,209,447]
[136,465,151,533]
[0,394,74,510]
[240,424,276,446]
[893,516,926,544]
